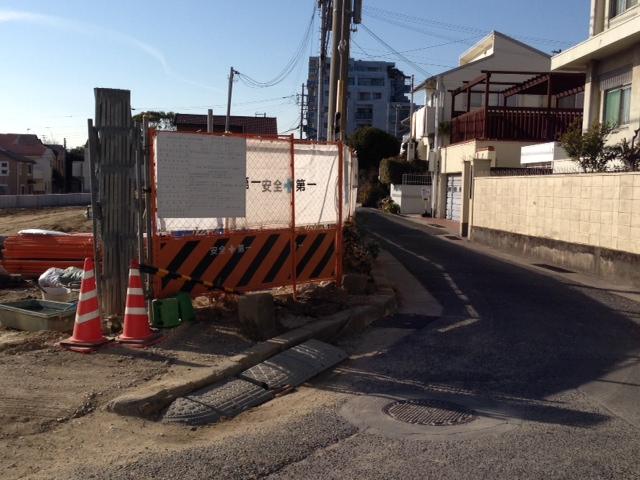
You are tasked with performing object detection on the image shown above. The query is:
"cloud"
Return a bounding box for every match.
[0,9,220,92]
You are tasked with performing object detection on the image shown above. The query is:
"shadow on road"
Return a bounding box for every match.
[319,211,640,429]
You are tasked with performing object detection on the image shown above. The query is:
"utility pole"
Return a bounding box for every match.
[225,67,238,133]
[337,0,352,142]
[316,0,329,141]
[327,0,342,141]
[299,83,306,140]
[408,75,415,161]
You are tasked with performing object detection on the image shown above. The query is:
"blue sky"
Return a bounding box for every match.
[0,0,589,146]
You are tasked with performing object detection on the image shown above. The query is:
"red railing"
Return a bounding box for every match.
[450,107,583,144]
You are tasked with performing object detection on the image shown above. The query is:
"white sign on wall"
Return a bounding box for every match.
[154,134,353,232]
[155,132,246,218]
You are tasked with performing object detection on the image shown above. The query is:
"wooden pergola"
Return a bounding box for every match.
[448,70,586,144]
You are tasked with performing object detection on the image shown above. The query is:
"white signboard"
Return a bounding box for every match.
[154,135,354,232]
[155,132,246,218]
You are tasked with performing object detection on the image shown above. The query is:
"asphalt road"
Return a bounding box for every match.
[74,211,640,480]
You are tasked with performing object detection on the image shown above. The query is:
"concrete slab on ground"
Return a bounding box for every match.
[239,339,347,390]
[162,378,274,426]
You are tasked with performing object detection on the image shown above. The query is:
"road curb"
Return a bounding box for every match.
[107,287,396,419]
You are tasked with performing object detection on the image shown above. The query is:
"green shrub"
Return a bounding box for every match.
[380,197,401,214]
[358,168,388,207]
[379,157,428,185]
[348,127,400,171]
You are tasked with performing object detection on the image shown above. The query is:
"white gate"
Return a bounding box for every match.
[445,174,462,221]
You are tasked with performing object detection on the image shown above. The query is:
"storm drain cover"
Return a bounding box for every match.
[163,378,273,426]
[383,399,476,426]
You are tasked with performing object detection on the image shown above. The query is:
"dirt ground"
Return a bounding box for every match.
[0,300,254,480]
[0,206,92,235]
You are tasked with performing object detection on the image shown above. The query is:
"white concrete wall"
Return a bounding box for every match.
[390,184,429,215]
[473,172,640,254]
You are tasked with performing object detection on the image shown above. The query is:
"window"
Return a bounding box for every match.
[356,105,373,120]
[358,77,385,87]
[358,92,371,101]
[373,92,382,100]
[469,92,483,108]
[0,184,7,194]
[604,85,631,126]
[0,161,8,176]
[612,0,638,17]
[367,67,379,72]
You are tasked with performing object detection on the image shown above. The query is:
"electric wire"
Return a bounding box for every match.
[365,5,573,47]
[359,24,433,78]
[237,4,317,88]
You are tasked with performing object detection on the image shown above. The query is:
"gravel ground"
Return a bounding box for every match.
[7,210,640,479]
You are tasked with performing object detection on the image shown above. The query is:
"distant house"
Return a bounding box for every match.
[0,134,55,194]
[174,114,278,136]
[0,147,36,195]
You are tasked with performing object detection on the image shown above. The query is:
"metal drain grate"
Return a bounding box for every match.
[383,399,476,426]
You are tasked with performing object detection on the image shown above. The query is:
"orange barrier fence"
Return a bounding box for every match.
[1,233,93,278]
[153,228,337,298]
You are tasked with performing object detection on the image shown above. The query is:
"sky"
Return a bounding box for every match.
[0,0,590,147]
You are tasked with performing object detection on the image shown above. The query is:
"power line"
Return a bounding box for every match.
[352,39,455,69]
[359,24,433,78]
[365,5,573,47]
[133,95,297,112]
[237,4,316,88]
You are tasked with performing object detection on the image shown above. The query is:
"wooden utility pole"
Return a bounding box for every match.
[225,67,238,133]
[327,0,342,141]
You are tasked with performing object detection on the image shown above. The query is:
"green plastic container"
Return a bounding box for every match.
[176,292,196,322]
[151,298,181,328]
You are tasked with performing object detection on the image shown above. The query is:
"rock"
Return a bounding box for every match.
[237,293,278,341]
[342,273,370,295]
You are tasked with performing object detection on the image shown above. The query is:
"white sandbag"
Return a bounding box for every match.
[38,268,65,288]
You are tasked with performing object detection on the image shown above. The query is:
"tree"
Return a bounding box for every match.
[609,138,640,172]
[131,111,176,130]
[560,121,615,172]
[379,156,427,185]
[347,127,400,171]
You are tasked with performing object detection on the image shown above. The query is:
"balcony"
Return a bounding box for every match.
[451,107,583,144]
[449,70,586,145]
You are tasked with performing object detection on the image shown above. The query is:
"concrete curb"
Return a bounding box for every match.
[107,290,396,419]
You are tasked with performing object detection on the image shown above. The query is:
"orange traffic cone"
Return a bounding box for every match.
[116,260,162,347]
[60,258,110,353]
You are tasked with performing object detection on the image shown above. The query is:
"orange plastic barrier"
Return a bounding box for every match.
[1,233,93,278]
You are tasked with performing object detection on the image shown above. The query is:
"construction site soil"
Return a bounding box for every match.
[0,206,92,236]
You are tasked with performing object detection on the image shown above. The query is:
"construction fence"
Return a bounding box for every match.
[148,131,357,298]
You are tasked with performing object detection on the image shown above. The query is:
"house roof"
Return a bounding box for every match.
[46,144,66,157]
[0,133,47,156]
[0,147,37,164]
[174,114,278,136]
[413,31,551,93]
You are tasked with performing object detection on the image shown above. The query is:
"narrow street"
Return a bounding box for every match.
[68,210,640,480]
